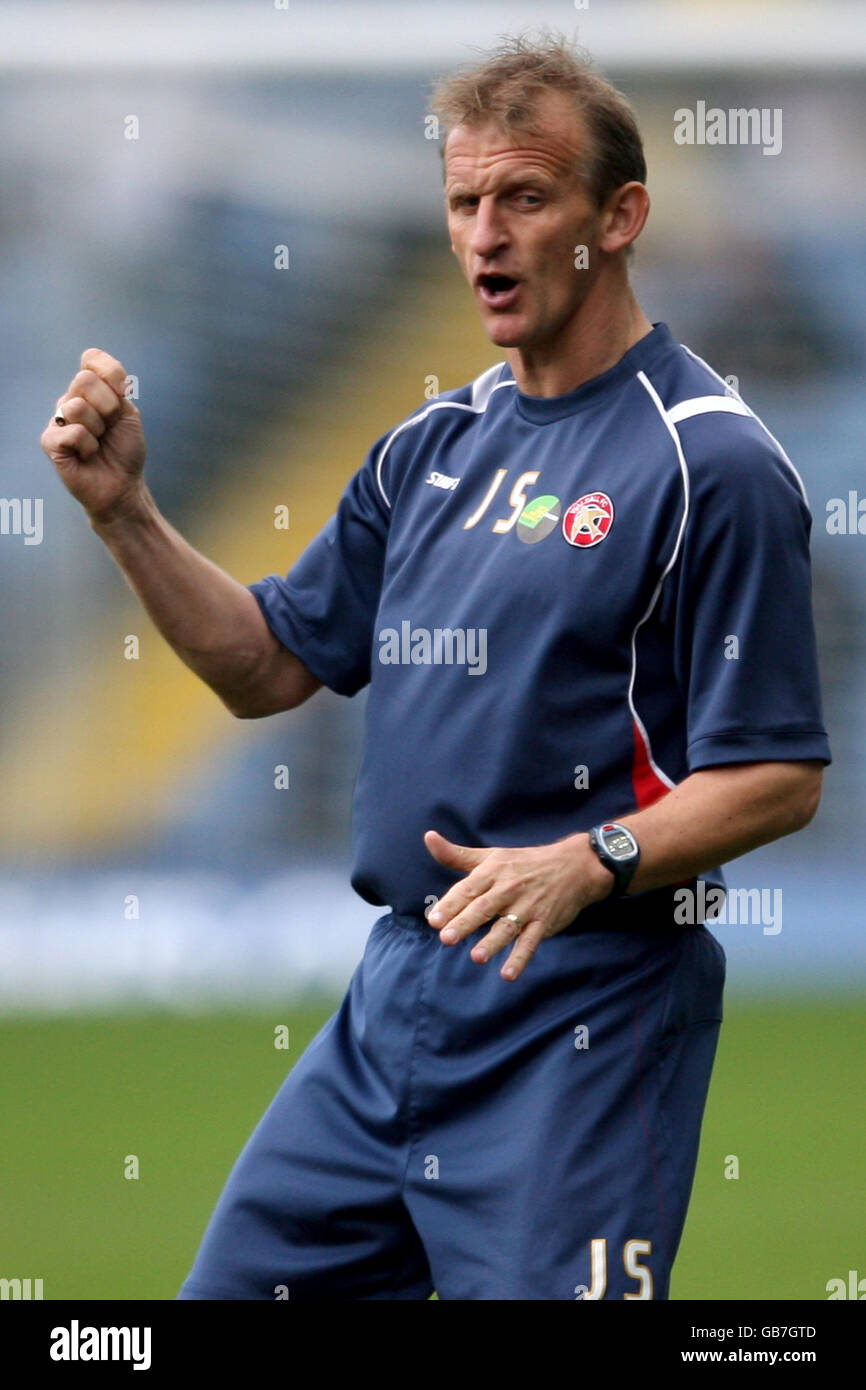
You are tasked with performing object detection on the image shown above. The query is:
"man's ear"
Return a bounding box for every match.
[598,182,650,256]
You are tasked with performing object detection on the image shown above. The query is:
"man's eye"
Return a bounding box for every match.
[517,194,542,206]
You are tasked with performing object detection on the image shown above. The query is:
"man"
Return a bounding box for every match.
[41,36,830,1300]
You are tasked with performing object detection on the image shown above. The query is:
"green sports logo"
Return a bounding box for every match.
[516,494,561,544]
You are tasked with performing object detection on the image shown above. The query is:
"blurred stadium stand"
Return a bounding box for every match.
[1,1,864,1005]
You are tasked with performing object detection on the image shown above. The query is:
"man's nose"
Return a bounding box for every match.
[468,198,508,259]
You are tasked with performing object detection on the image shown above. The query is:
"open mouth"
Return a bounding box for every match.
[477,274,521,307]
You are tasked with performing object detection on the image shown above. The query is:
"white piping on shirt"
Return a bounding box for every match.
[634,364,808,793]
[626,370,697,793]
[681,344,810,509]
[374,364,514,508]
[667,394,752,425]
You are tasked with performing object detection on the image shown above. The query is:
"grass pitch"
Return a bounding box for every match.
[0,997,860,1300]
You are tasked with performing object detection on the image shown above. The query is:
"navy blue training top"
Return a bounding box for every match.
[250,322,831,926]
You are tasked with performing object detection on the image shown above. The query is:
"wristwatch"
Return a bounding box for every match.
[587,822,641,897]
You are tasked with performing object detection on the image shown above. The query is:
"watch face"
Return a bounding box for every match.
[601,825,637,861]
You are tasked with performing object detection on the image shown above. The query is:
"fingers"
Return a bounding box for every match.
[54,394,107,440]
[469,913,528,962]
[61,368,125,421]
[42,363,128,463]
[80,347,129,399]
[41,416,101,460]
[469,917,546,981]
[424,832,499,936]
[423,833,555,979]
[445,902,547,982]
[432,888,504,943]
[423,829,487,871]
[499,924,545,981]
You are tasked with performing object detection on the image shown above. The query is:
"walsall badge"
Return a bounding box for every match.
[562,491,614,548]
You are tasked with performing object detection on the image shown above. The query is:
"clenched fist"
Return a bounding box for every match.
[40,348,147,524]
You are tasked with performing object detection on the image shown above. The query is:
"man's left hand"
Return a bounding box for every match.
[423,829,614,980]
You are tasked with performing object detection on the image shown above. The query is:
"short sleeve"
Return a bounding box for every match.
[248,432,391,697]
[663,421,832,770]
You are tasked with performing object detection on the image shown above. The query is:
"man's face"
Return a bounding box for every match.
[444,91,604,351]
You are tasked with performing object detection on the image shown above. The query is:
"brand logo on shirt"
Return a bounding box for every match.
[562,492,614,548]
[516,494,561,544]
[426,470,461,491]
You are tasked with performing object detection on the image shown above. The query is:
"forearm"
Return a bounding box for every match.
[424,761,823,979]
[578,761,823,900]
[91,485,311,715]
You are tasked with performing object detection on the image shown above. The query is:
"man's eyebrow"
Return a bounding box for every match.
[499,172,552,191]
[445,172,553,199]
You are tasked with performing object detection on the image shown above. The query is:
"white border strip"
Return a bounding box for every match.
[375,366,512,507]
[626,369,695,793]
[668,394,752,425]
[681,346,811,510]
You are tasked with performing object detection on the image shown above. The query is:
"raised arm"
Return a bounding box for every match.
[40,348,320,718]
